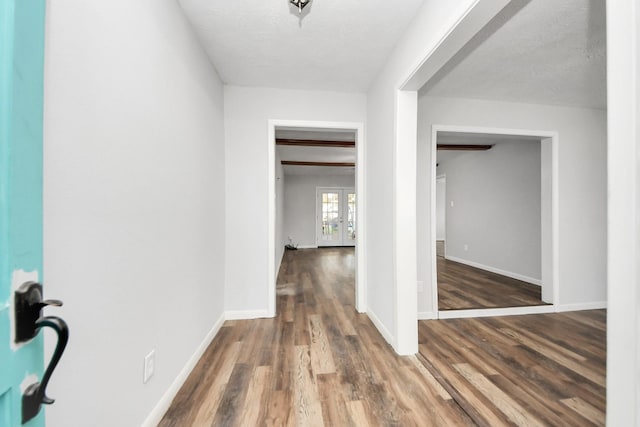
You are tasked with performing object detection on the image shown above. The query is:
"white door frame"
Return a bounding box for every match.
[435,174,446,246]
[430,124,559,319]
[316,187,356,247]
[268,120,366,315]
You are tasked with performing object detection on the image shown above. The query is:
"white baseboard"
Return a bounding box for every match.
[297,245,318,249]
[225,310,272,320]
[557,301,607,312]
[366,308,395,348]
[437,300,607,320]
[445,255,542,286]
[438,304,556,319]
[141,313,225,427]
[418,311,437,320]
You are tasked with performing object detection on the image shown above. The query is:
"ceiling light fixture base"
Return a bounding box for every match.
[290,0,311,14]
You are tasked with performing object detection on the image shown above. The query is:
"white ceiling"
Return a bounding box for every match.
[281,164,355,176]
[436,131,541,167]
[275,127,355,176]
[276,128,355,142]
[423,0,607,109]
[438,131,541,145]
[178,0,426,92]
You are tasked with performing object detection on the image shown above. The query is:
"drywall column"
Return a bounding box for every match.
[367,0,510,351]
[394,90,418,354]
[606,0,640,425]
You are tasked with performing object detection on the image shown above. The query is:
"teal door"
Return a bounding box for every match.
[1,0,47,426]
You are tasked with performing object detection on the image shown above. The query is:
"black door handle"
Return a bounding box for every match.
[22,316,69,423]
[14,282,70,424]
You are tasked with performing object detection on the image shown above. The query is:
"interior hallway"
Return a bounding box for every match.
[160,248,605,426]
[159,248,472,426]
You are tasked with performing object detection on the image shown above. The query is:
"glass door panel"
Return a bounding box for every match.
[319,191,342,245]
[345,191,356,245]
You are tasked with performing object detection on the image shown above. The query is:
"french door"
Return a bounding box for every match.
[316,188,356,247]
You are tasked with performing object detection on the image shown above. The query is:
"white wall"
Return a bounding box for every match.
[283,174,355,247]
[436,141,541,283]
[606,0,640,424]
[224,87,365,315]
[417,96,607,315]
[43,1,226,425]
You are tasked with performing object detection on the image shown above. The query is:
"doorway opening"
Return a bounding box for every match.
[268,120,366,316]
[431,127,557,318]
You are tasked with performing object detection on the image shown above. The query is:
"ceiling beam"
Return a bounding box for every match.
[276,138,355,148]
[437,144,493,151]
[281,161,355,167]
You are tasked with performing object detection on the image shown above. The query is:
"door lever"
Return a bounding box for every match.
[14,282,70,424]
[22,316,69,423]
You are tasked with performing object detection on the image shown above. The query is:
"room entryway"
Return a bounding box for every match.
[270,120,366,314]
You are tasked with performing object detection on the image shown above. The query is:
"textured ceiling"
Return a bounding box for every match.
[178,0,426,92]
[423,0,607,109]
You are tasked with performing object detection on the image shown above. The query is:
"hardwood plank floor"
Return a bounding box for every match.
[418,310,607,426]
[160,247,606,426]
[160,248,473,426]
[438,256,548,310]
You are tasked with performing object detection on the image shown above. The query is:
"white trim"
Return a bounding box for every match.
[429,124,559,315]
[268,120,367,315]
[225,310,271,320]
[606,2,639,423]
[444,255,542,286]
[366,308,395,348]
[556,301,607,312]
[393,90,419,355]
[430,126,439,316]
[418,311,437,320]
[438,305,556,320]
[268,123,277,317]
[355,123,367,313]
[141,313,225,427]
[437,301,607,320]
[296,245,318,249]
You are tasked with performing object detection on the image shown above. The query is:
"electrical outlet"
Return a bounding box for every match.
[143,349,155,384]
[464,244,468,251]
[417,281,424,292]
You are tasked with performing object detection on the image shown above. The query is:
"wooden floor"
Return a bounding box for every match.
[438,256,548,310]
[160,248,472,426]
[160,248,606,427]
[419,311,607,426]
